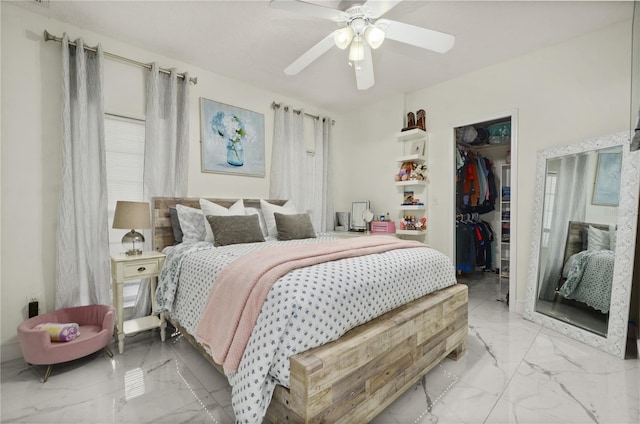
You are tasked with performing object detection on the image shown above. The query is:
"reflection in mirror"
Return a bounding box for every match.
[534,146,621,336]
[524,132,640,358]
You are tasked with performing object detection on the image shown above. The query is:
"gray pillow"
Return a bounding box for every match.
[274,213,316,241]
[169,207,183,244]
[206,214,265,247]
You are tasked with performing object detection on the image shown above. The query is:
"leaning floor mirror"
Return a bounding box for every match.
[524,132,640,358]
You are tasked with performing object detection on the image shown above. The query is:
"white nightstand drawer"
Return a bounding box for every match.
[123,260,160,278]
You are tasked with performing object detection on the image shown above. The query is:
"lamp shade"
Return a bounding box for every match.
[113,201,150,256]
[364,26,385,49]
[112,201,151,230]
[334,26,354,49]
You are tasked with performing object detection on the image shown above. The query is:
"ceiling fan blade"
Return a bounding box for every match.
[362,0,403,19]
[270,0,348,22]
[355,44,375,90]
[383,19,455,53]
[284,33,336,75]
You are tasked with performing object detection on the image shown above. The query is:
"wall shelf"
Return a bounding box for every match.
[396,154,426,163]
[395,128,427,142]
[395,180,427,186]
[399,205,426,210]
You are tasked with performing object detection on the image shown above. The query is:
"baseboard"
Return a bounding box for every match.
[1,340,23,363]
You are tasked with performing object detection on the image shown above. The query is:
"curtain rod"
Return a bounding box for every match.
[43,30,197,85]
[271,102,334,125]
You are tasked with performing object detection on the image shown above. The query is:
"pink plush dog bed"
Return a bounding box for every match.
[17,304,115,382]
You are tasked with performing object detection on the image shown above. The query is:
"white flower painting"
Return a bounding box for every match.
[200,98,265,177]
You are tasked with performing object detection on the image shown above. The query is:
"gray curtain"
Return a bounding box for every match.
[538,154,588,300]
[132,64,189,318]
[270,106,305,213]
[56,34,111,308]
[311,117,334,231]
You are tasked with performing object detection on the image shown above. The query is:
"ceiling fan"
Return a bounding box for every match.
[270,0,455,90]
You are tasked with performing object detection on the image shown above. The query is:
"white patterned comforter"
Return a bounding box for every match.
[155,235,457,423]
[559,249,615,313]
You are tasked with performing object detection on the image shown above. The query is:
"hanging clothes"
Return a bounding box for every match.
[455,214,496,273]
[456,145,498,215]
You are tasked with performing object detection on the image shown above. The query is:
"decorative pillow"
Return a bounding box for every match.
[176,204,206,243]
[206,214,265,247]
[275,213,317,241]
[200,199,245,243]
[245,207,268,238]
[168,207,183,244]
[587,225,610,251]
[260,199,297,238]
[34,322,80,342]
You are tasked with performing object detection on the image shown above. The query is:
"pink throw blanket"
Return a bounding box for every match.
[195,235,427,373]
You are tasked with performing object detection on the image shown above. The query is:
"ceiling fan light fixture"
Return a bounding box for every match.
[334,26,354,49]
[348,37,365,62]
[364,26,385,49]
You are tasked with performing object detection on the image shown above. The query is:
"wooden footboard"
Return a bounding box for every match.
[265,283,468,423]
[170,283,467,423]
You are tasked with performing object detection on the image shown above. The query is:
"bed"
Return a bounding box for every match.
[556,221,616,313]
[151,197,468,423]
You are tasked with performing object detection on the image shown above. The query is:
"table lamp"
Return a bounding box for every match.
[112,201,151,256]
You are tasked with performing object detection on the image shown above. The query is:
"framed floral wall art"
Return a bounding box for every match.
[200,98,265,177]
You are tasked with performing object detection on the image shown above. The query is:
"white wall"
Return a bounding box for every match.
[0,3,341,360]
[333,20,632,312]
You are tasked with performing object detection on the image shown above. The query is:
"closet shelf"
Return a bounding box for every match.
[395,128,427,142]
[396,154,426,163]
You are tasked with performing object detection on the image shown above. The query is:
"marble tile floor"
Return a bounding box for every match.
[1,274,638,424]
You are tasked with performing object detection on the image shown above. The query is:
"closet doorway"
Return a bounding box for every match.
[453,111,518,311]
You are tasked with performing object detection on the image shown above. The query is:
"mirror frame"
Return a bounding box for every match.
[350,201,370,231]
[524,132,640,358]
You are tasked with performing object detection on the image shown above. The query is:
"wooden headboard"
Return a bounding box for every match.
[562,221,611,265]
[152,197,287,251]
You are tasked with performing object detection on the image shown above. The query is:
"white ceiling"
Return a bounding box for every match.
[15,0,634,112]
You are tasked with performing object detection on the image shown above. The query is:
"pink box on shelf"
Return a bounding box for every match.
[371,221,396,234]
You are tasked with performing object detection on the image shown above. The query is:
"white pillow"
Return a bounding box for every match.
[245,207,268,238]
[260,199,297,237]
[200,198,245,243]
[176,204,206,243]
[587,225,610,251]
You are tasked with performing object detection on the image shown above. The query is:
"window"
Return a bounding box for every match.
[542,172,558,247]
[105,114,145,306]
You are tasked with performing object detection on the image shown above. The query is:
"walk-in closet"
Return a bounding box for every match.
[453,114,517,308]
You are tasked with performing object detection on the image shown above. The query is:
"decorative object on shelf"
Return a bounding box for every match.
[411,139,425,155]
[395,161,427,182]
[200,98,265,177]
[487,121,511,145]
[112,201,151,256]
[335,212,350,231]
[402,109,428,132]
[403,190,414,205]
[416,109,426,131]
[400,215,427,231]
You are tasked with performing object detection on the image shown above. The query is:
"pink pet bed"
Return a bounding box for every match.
[17,304,115,382]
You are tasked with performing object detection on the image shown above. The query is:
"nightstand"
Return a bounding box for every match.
[110,251,166,354]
